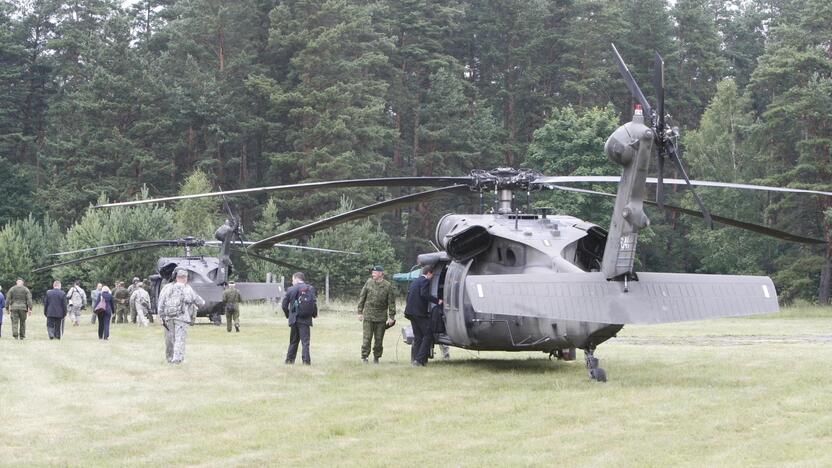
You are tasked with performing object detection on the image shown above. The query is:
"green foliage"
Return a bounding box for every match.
[304,196,401,298]
[55,190,175,289]
[173,169,222,239]
[241,196,289,282]
[0,214,62,295]
[525,105,619,225]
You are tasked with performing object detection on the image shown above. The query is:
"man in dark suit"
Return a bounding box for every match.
[281,272,316,365]
[404,266,440,366]
[44,280,68,340]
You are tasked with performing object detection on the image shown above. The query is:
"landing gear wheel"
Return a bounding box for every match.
[590,367,607,382]
[584,346,607,383]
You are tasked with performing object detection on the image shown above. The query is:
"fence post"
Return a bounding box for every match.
[325,273,330,304]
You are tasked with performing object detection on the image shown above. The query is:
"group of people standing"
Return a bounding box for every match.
[0,277,155,341]
[279,264,448,367]
[1,264,449,369]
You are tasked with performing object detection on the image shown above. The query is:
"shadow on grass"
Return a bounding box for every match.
[437,357,577,375]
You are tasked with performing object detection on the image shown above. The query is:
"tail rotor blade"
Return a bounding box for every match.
[611,43,652,116]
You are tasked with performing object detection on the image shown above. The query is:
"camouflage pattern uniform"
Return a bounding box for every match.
[157,282,205,364]
[66,285,86,326]
[113,286,130,323]
[130,286,151,327]
[357,279,396,360]
[6,284,33,339]
[222,285,242,332]
[127,280,139,323]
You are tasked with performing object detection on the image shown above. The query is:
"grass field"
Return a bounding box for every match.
[1,301,831,467]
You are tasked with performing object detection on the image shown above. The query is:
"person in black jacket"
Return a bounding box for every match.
[404,266,440,366]
[44,280,68,340]
[96,286,116,340]
[281,272,316,365]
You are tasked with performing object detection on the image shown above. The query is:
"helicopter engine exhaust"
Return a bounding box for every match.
[436,214,494,261]
[445,226,492,261]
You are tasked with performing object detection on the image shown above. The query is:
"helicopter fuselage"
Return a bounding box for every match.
[424,212,621,355]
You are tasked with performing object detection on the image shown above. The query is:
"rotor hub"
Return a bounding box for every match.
[469,168,542,192]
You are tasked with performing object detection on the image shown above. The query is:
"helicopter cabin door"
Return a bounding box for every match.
[442,259,473,347]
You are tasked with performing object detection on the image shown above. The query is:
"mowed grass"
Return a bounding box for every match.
[1,302,831,467]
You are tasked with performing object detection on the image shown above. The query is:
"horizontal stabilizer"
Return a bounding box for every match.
[190,282,283,303]
[465,272,778,324]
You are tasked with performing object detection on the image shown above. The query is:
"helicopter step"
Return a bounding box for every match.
[584,347,606,382]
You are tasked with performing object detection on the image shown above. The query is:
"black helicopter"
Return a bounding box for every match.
[99,46,831,380]
[35,217,354,323]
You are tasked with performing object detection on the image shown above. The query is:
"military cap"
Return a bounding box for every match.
[370,265,384,272]
[175,268,189,278]
[132,277,140,283]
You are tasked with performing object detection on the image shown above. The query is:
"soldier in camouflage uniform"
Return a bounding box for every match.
[66,280,87,327]
[157,269,205,364]
[222,281,242,333]
[127,277,140,323]
[357,265,396,363]
[6,279,33,339]
[113,282,130,323]
[130,282,151,327]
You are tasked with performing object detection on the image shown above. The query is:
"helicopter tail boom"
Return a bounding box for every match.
[465,272,778,325]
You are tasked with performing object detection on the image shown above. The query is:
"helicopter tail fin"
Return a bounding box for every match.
[465,272,778,325]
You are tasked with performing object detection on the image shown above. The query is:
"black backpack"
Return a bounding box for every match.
[292,286,318,319]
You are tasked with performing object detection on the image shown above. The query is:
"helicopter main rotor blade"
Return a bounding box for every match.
[33,243,173,272]
[250,185,470,249]
[96,177,473,208]
[536,176,832,197]
[546,185,827,245]
[206,241,359,255]
[232,248,306,271]
[50,240,177,256]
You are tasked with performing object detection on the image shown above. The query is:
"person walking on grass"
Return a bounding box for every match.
[90,283,102,324]
[157,268,205,364]
[282,272,317,365]
[44,280,68,340]
[66,280,86,327]
[357,265,396,364]
[95,286,115,340]
[6,278,33,340]
[222,281,242,333]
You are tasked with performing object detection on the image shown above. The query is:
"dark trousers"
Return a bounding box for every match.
[286,322,311,364]
[47,317,63,340]
[98,312,111,339]
[409,316,433,365]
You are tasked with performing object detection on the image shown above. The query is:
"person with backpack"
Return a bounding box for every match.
[157,268,205,364]
[281,272,317,365]
[66,280,87,327]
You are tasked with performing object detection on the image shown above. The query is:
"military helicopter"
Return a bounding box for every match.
[35,217,355,323]
[99,46,831,380]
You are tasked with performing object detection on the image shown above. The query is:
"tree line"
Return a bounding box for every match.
[0,0,829,302]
